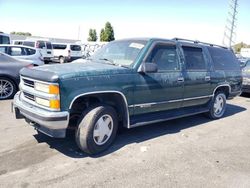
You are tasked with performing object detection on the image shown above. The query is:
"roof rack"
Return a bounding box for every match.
[173,38,228,49]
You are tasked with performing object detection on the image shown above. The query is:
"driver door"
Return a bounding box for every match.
[132,42,184,115]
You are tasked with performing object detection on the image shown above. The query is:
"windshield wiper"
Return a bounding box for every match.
[98,58,129,68]
[98,58,114,64]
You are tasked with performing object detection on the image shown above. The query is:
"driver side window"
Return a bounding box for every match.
[146,44,179,71]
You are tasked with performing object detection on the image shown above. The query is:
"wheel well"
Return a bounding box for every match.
[214,86,230,98]
[68,93,128,130]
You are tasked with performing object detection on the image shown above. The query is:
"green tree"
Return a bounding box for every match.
[100,29,105,42]
[87,29,97,42]
[100,22,115,42]
[233,42,249,53]
[10,31,32,36]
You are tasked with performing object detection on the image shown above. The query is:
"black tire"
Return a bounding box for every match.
[75,105,118,155]
[59,56,65,64]
[206,91,227,119]
[0,77,17,100]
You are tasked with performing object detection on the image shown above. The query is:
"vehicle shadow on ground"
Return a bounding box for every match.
[33,103,246,158]
[241,93,250,98]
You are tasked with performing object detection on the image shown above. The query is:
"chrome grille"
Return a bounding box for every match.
[23,92,35,101]
[20,76,60,111]
[23,78,34,88]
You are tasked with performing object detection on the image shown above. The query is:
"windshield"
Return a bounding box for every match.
[91,40,147,67]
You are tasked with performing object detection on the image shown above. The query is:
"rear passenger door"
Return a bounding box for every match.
[181,45,212,107]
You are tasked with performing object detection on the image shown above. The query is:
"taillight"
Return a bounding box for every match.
[68,50,71,57]
[26,64,34,68]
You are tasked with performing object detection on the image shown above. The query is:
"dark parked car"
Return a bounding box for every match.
[242,59,250,93]
[13,38,242,154]
[0,52,33,100]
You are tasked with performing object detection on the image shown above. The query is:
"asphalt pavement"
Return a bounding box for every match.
[0,95,250,188]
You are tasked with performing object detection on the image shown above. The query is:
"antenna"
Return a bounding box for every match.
[222,0,239,47]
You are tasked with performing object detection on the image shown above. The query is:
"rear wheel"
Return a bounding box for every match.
[75,105,118,155]
[0,77,17,100]
[59,56,65,64]
[206,91,227,119]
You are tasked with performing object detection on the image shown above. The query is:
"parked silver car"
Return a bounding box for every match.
[0,45,44,66]
[0,52,33,99]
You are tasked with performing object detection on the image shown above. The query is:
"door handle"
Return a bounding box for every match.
[205,76,211,81]
[177,77,184,82]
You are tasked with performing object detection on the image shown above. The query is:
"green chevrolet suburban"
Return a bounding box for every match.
[13,38,242,154]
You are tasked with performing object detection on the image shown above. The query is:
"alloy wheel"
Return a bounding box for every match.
[0,79,14,99]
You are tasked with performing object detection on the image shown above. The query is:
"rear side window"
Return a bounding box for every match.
[23,41,35,47]
[46,42,52,49]
[14,41,23,45]
[10,47,23,56]
[182,46,206,70]
[52,44,67,50]
[208,47,240,70]
[70,45,81,51]
[24,48,36,55]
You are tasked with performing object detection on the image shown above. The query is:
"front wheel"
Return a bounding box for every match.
[0,77,17,100]
[206,92,227,119]
[75,105,118,155]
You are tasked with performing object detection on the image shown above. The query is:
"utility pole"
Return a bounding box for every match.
[77,25,80,40]
[223,0,239,47]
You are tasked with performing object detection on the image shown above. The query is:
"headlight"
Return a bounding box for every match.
[34,82,59,94]
[35,97,60,109]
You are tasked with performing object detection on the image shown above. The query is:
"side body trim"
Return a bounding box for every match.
[129,95,213,108]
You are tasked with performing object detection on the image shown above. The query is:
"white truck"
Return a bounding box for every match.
[0,32,10,44]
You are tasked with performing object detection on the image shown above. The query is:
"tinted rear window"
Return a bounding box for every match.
[208,47,240,70]
[24,48,36,55]
[52,44,67,50]
[0,35,10,44]
[37,41,45,48]
[70,45,81,51]
[46,42,52,49]
[23,41,35,47]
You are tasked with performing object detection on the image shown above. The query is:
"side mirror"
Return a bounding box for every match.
[138,62,158,73]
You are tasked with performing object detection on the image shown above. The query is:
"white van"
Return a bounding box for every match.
[52,43,82,63]
[0,32,10,44]
[22,39,53,63]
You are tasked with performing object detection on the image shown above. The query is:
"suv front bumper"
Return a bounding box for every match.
[13,91,69,138]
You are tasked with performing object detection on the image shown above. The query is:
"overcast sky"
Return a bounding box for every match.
[0,0,249,45]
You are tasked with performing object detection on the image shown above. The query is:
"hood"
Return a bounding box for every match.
[20,60,132,82]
